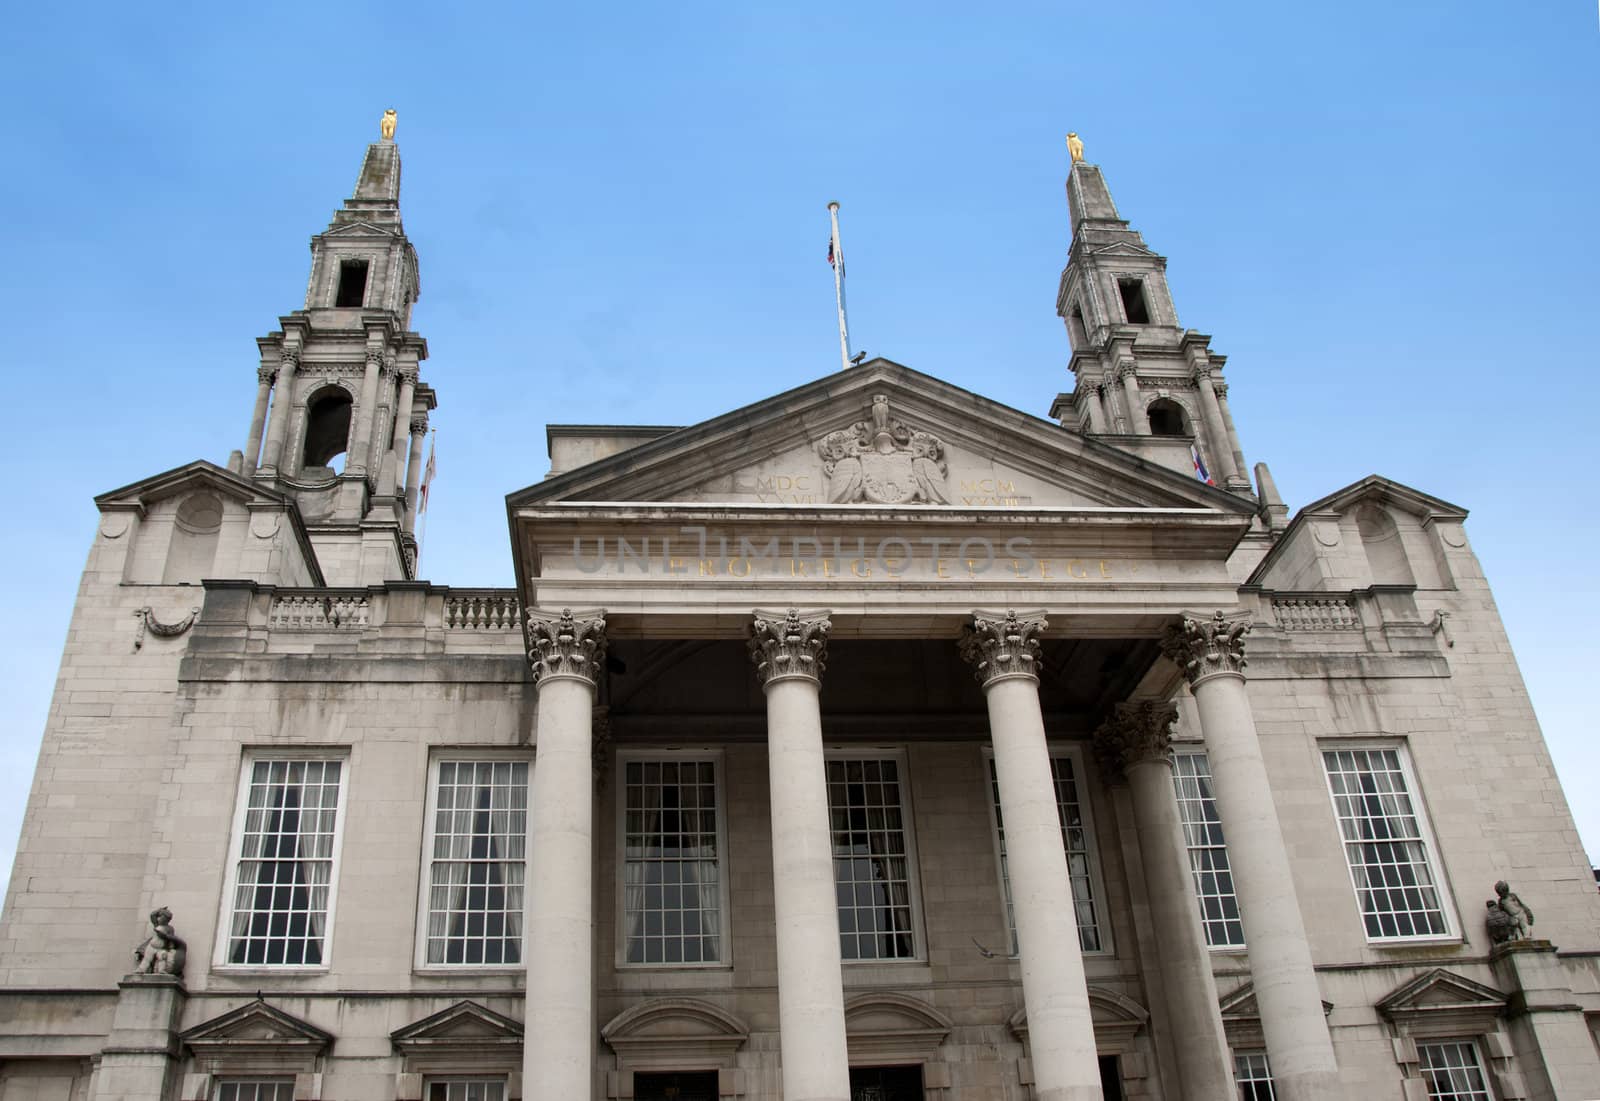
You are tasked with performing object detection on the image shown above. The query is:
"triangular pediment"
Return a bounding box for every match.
[1219,982,1334,1021]
[391,1000,523,1051]
[1378,969,1507,1022]
[181,998,333,1053]
[319,219,399,238]
[511,360,1253,516]
[96,460,289,511]
[1087,241,1155,258]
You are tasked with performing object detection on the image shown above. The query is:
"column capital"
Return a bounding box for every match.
[256,366,277,386]
[397,364,419,385]
[278,347,299,370]
[1191,364,1216,386]
[409,417,429,438]
[364,346,385,370]
[748,608,830,687]
[959,609,1048,686]
[1213,380,1229,399]
[1116,358,1140,382]
[1094,700,1179,780]
[1162,610,1250,686]
[525,607,608,688]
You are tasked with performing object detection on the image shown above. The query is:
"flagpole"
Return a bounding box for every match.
[416,428,436,569]
[828,201,852,371]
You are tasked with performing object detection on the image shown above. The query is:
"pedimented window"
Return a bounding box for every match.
[844,992,953,1065]
[601,998,749,1097]
[178,999,332,1101]
[390,1001,523,1100]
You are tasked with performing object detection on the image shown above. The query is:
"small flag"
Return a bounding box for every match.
[419,435,437,513]
[827,238,836,267]
[1190,444,1214,486]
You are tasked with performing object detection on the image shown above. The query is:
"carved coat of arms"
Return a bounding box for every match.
[816,395,951,505]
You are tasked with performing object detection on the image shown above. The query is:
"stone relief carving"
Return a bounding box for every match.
[749,608,831,687]
[525,608,608,687]
[959,609,1048,686]
[817,394,950,505]
[132,606,200,651]
[1162,610,1250,685]
[131,906,186,977]
[1488,880,1535,943]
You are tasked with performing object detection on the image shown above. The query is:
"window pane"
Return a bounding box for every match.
[425,760,528,966]
[1417,1041,1491,1101]
[1233,1051,1277,1101]
[1173,752,1245,948]
[226,759,343,966]
[425,1080,507,1101]
[622,757,723,965]
[215,1080,296,1101]
[1321,748,1448,939]
[989,755,1101,954]
[828,757,916,960]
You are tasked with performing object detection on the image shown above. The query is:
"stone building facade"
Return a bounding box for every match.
[1,129,1598,1101]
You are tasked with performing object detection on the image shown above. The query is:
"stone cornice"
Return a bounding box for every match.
[749,608,830,687]
[1162,610,1250,686]
[525,607,607,688]
[959,609,1047,687]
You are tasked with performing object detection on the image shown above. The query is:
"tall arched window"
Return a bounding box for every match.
[1147,398,1190,437]
[302,387,353,474]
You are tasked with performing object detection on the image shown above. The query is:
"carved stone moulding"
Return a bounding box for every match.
[959,609,1048,687]
[749,608,831,687]
[1161,609,1249,686]
[526,607,608,687]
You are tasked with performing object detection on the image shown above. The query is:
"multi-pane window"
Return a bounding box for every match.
[425,1080,506,1101]
[827,756,918,960]
[1172,751,1245,948]
[621,757,724,965]
[216,1081,295,1101]
[1322,747,1450,940]
[422,760,528,966]
[1233,1052,1277,1101]
[222,757,345,966]
[988,753,1103,954]
[1417,1040,1492,1101]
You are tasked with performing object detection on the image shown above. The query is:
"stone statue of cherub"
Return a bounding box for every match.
[1485,880,1535,944]
[131,906,186,977]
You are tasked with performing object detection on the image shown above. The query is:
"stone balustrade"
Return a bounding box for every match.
[267,592,371,630]
[1271,595,1361,631]
[443,591,521,630]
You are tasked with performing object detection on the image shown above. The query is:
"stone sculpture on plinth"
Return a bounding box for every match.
[130,906,186,977]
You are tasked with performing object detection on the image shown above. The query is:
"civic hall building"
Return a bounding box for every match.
[1,125,1598,1101]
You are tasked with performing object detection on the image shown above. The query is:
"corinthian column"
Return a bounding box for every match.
[243,365,275,474]
[1095,701,1234,1100]
[1118,361,1151,435]
[258,347,298,474]
[749,610,850,1101]
[960,610,1102,1101]
[524,608,607,1101]
[1162,612,1340,1101]
[347,347,385,476]
[1189,366,1240,486]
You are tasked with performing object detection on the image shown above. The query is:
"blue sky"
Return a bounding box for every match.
[1,1,1596,894]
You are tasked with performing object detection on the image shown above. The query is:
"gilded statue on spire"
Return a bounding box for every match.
[1067,132,1085,164]
[380,109,397,141]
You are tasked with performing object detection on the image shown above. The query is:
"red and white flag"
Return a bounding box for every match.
[419,435,437,513]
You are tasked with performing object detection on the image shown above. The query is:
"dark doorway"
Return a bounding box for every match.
[849,1064,923,1101]
[1100,1054,1124,1100]
[633,1071,718,1101]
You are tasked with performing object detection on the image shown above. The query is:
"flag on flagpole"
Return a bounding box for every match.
[419,433,437,512]
[1190,443,1214,486]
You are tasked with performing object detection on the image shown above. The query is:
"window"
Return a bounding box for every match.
[420,759,528,966]
[620,755,726,965]
[301,386,353,472]
[1117,277,1151,324]
[1233,1052,1277,1100]
[987,751,1104,954]
[335,258,369,307]
[426,1080,505,1101]
[1417,1040,1492,1100]
[221,756,346,967]
[1172,751,1245,948]
[215,1080,295,1101]
[827,754,920,960]
[1322,746,1451,940]
[1147,398,1189,437]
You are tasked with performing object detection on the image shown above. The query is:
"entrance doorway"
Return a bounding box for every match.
[633,1071,719,1101]
[848,1064,923,1101]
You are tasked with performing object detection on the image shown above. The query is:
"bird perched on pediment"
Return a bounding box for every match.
[850,350,868,366]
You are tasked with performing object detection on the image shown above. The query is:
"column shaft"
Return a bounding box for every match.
[258,353,297,473]
[391,374,417,470]
[243,370,273,474]
[1216,387,1249,486]
[1192,671,1339,1101]
[1086,383,1110,433]
[348,351,383,475]
[403,422,426,534]
[1192,373,1240,484]
[1120,368,1150,435]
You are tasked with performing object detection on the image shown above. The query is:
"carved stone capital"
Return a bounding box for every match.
[257,366,278,387]
[409,417,429,437]
[525,607,608,688]
[1116,360,1140,382]
[365,347,385,371]
[1093,700,1179,780]
[1213,380,1229,399]
[1191,364,1216,387]
[278,347,300,371]
[1161,610,1250,686]
[397,365,419,385]
[959,609,1048,687]
[749,608,831,687]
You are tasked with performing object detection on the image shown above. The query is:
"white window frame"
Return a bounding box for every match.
[214,749,350,971]
[825,746,927,964]
[213,1081,296,1101]
[422,1078,508,1101]
[1415,1038,1494,1101]
[1232,1050,1277,1100]
[614,748,732,970]
[1319,740,1459,944]
[1171,748,1246,951]
[414,751,533,971]
[982,744,1112,958]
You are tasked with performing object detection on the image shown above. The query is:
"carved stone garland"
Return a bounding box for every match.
[816,394,951,505]
[959,609,1048,686]
[748,608,831,687]
[1161,610,1250,686]
[133,606,200,651]
[525,608,607,687]
[1093,700,1179,780]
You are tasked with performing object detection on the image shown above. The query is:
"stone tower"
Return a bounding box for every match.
[236,127,436,583]
[1050,155,1253,496]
